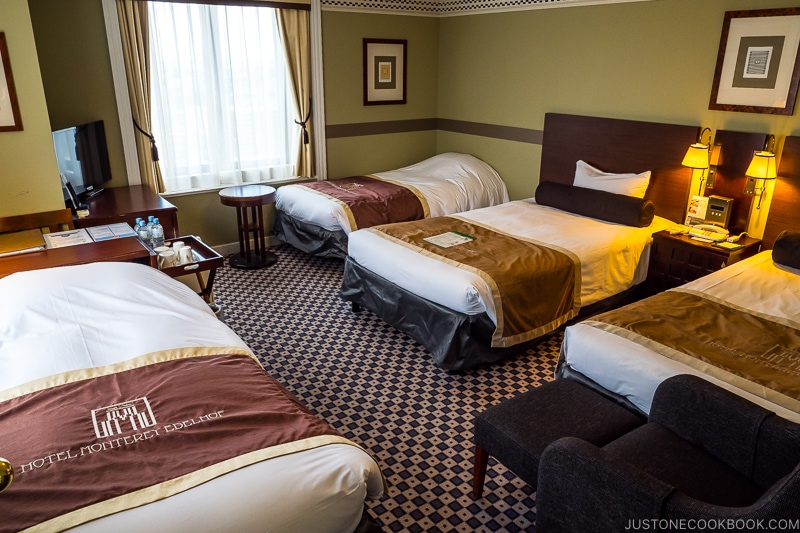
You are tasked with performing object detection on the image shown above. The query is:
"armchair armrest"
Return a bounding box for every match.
[663,466,800,522]
[650,375,771,478]
[536,437,673,533]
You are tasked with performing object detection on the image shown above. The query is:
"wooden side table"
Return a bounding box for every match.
[156,235,224,304]
[219,184,277,269]
[646,230,762,293]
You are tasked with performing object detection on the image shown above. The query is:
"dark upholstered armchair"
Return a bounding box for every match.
[536,375,800,533]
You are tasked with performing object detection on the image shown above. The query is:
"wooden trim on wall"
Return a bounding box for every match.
[437,119,542,144]
[325,118,543,143]
[326,118,437,138]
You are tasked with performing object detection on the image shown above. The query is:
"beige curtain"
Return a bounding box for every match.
[277,9,314,178]
[116,0,164,193]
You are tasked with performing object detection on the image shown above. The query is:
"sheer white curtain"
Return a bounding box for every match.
[149,3,297,193]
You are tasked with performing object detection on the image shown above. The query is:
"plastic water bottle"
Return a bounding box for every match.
[150,218,165,248]
[146,215,155,235]
[136,220,151,246]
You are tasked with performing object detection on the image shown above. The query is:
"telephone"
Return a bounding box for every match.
[688,224,729,242]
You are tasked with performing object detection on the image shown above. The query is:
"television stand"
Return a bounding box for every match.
[74,185,179,239]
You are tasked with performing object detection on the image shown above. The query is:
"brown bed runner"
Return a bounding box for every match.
[0,347,353,533]
[371,216,579,347]
[299,175,428,230]
[587,289,800,414]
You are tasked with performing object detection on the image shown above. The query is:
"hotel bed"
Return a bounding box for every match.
[558,135,800,423]
[341,113,701,370]
[274,152,509,258]
[0,262,383,533]
[559,250,800,422]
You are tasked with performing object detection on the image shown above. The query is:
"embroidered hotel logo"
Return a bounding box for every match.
[331,182,363,193]
[91,397,157,439]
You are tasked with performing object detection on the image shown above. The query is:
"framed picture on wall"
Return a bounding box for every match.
[363,39,407,106]
[0,32,23,132]
[709,8,800,115]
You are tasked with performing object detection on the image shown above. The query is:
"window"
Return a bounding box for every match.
[148,3,297,193]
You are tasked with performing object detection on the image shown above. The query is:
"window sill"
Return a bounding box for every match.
[160,176,317,199]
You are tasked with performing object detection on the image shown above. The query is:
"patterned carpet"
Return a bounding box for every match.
[214,244,562,533]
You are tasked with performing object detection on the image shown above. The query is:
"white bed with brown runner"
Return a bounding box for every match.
[0,262,383,533]
[341,113,700,370]
[274,152,509,258]
[561,251,800,422]
[558,134,800,422]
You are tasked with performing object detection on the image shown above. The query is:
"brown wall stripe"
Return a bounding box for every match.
[326,119,438,138]
[437,118,543,144]
[326,118,543,144]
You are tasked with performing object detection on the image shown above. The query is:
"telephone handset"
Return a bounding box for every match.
[688,224,729,242]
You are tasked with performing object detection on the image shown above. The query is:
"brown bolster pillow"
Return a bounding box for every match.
[534,181,655,227]
[772,230,800,270]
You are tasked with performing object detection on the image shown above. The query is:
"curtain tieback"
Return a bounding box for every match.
[133,118,160,162]
[294,109,312,145]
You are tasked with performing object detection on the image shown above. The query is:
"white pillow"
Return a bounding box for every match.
[573,160,651,199]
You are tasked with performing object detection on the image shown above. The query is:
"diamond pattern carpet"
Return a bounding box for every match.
[214,244,562,532]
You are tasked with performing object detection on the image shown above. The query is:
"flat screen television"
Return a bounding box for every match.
[52,120,112,204]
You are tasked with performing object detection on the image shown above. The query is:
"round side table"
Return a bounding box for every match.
[219,184,277,269]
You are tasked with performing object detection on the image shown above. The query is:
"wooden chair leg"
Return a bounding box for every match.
[472,444,490,498]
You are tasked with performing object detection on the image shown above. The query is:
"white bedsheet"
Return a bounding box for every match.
[275,152,509,233]
[347,199,674,325]
[0,262,383,533]
[561,251,800,422]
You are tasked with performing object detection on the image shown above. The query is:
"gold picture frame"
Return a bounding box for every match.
[363,39,406,106]
[709,8,800,115]
[0,32,23,132]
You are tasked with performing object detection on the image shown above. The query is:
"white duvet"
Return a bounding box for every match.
[561,251,800,422]
[347,199,674,326]
[0,262,383,533]
[275,152,509,233]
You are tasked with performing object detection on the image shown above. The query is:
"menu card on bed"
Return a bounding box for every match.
[422,231,475,248]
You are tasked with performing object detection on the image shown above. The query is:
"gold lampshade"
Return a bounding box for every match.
[745,145,778,209]
[682,143,710,169]
[745,151,777,180]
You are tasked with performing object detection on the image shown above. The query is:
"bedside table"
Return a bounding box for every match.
[646,230,762,293]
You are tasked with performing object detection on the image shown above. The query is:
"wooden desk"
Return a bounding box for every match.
[0,238,155,279]
[74,185,179,239]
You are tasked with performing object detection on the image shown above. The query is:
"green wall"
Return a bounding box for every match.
[434,0,800,203]
[0,0,63,217]
[322,11,440,177]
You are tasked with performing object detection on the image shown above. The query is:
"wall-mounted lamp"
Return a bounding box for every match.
[682,127,713,195]
[744,134,777,209]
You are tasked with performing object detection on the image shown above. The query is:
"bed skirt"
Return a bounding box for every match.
[341,256,543,371]
[274,211,349,259]
[556,362,647,419]
[341,257,643,371]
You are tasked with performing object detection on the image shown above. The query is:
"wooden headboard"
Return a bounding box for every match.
[701,130,767,234]
[540,113,700,224]
[762,135,800,249]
